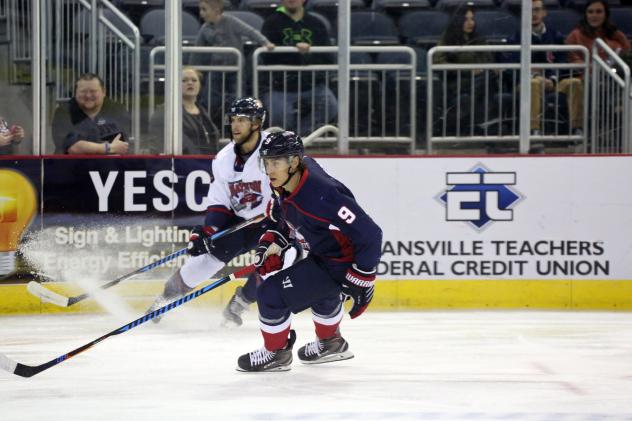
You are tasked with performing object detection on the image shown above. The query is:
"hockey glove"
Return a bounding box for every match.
[187,225,217,256]
[254,230,290,276]
[342,264,376,319]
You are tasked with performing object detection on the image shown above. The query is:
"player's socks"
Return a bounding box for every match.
[297,333,354,364]
[222,286,253,327]
[236,330,296,372]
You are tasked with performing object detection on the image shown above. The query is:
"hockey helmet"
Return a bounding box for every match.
[225,97,266,125]
[260,130,304,160]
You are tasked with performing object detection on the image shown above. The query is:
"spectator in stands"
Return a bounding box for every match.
[52,73,130,155]
[564,0,631,135]
[434,5,495,134]
[261,0,337,135]
[0,117,25,155]
[566,0,631,65]
[191,0,274,125]
[148,67,220,155]
[505,0,584,136]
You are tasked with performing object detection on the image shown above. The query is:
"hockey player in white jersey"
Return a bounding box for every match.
[147,97,295,325]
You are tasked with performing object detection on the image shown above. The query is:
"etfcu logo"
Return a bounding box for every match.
[436,164,524,231]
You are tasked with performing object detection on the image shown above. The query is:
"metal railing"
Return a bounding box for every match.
[148,46,243,146]
[427,45,590,153]
[7,0,52,84]
[54,0,141,146]
[253,46,417,153]
[0,0,8,43]
[591,38,631,154]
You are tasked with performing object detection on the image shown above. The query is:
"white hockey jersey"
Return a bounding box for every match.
[205,132,272,221]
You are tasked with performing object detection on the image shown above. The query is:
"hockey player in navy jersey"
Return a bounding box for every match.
[147,97,295,326]
[237,130,383,372]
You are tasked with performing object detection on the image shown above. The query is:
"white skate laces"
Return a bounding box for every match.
[249,347,276,366]
[303,339,324,357]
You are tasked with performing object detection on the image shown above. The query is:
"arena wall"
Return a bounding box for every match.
[1,155,631,313]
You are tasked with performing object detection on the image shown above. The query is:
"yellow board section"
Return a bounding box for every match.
[0,280,244,314]
[1,279,632,314]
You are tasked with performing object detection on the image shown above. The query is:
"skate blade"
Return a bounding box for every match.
[235,364,292,372]
[220,318,242,328]
[300,351,355,365]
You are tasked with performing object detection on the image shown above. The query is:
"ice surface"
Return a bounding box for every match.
[1,309,632,421]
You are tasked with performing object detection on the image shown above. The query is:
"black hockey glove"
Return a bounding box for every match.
[254,230,290,276]
[342,264,376,319]
[187,225,217,256]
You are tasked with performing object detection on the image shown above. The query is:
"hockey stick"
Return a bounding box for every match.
[1,265,254,378]
[26,214,265,307]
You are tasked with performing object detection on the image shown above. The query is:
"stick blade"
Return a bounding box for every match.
[0,353,18,375]
[27,281,70,307]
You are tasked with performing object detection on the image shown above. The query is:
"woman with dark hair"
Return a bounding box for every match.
[566,0,630,64]
[434,6,496,136]
[436,6,492,65]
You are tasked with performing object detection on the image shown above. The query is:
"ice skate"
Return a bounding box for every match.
[145,270,191,324]
[145,295,169,324]
[222,286,252,327]
[237,330,296,372]
[298,333,354,364]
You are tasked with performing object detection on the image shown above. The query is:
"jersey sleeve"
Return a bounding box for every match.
[322,187,383,272]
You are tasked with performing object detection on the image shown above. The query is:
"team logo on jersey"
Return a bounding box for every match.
[435,164,524,231]
[228,180,264,212]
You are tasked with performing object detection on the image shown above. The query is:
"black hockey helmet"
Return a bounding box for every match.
[260,130,304,160]
[225,97,266,125]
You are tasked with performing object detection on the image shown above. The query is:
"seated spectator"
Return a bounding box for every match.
[505,0,584,136]
[0,117,25,155]
[565,0,631,134]
[190,0,274,125]
[52,73,130,155]
[566,0,631,65]
[434,5,497,135]
[261,0,338,136]
[148,67,220,155]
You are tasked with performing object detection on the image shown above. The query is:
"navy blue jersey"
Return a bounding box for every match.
[275,157,382,274]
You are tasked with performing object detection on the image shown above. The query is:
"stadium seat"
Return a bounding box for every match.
[183,0,233,9]
[308,11,335,42]
[474,10,519,43]
[566,0,620,10]
[435,0,496,11]
[373,0,433,12]
[376,47,428,76]
[544,9,581,38]
[240,0,282,18]
[500,0,560,14]
[398,10,450,47]
[610,7,632,39]
[306,0,367,11]
[306,0,367,25]
[350,11,399,45]
[118,0,163,5]
[225,10,265,31]
[139,9,200,45]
